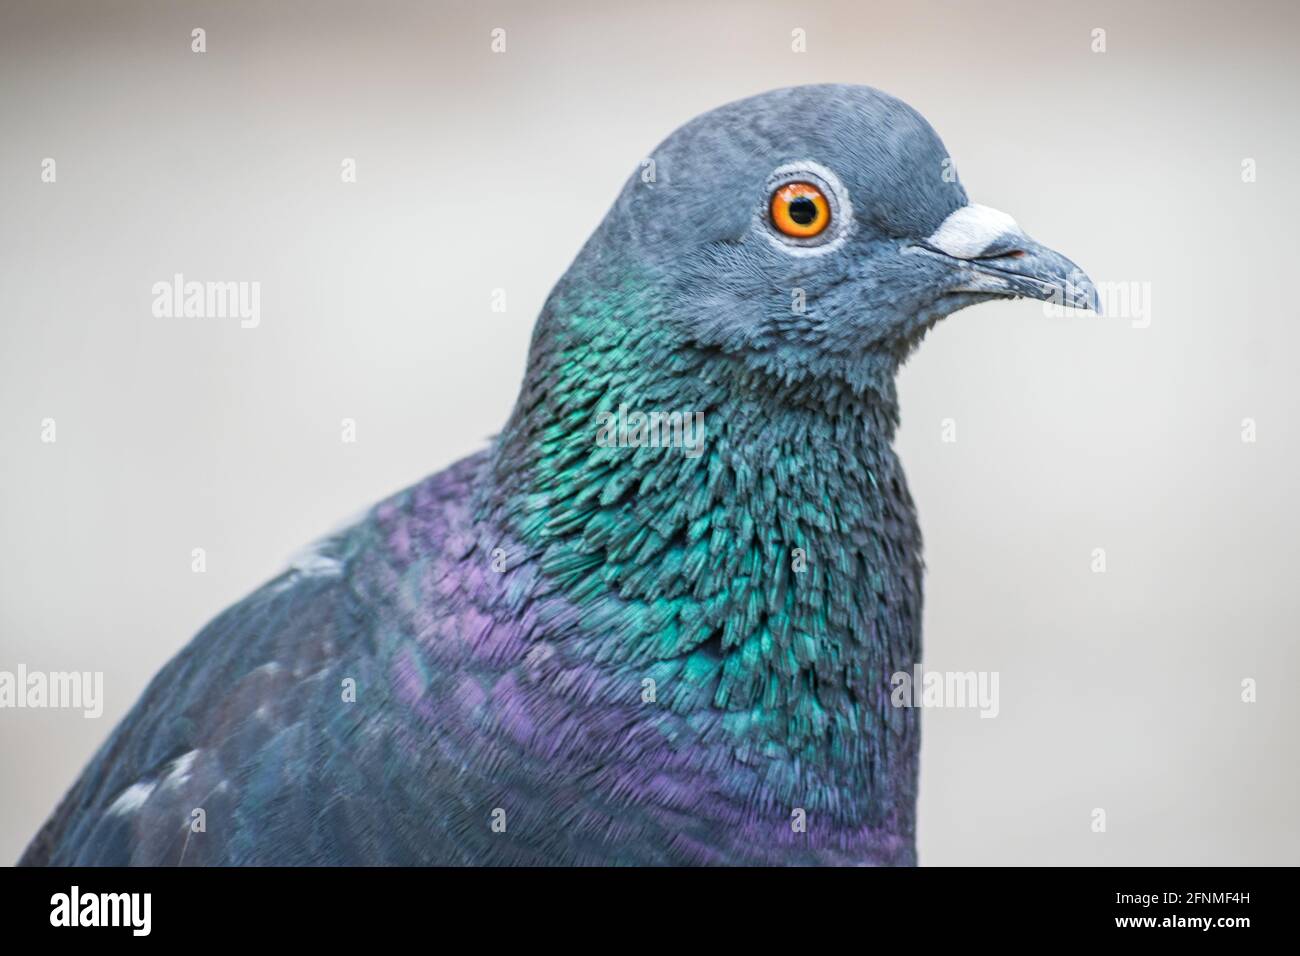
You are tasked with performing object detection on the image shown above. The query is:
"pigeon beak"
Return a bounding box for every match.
[915,204,1101,314]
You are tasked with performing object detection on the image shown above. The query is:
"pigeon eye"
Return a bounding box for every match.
[770,182,830,238]
[760,162,851,255]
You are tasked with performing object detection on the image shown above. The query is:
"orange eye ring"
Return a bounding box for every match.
[770,181,831,238]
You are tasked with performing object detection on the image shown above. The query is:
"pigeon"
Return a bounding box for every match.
[21,84,1096,866]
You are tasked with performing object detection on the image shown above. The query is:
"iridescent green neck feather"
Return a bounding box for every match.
[482,270,924,770]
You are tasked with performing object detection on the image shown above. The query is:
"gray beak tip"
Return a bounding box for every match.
[1069,272,1103,316]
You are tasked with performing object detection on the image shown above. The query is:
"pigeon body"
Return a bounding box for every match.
[22,85,1095,866]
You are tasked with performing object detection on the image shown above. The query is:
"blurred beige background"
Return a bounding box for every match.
[2,0,1297,865]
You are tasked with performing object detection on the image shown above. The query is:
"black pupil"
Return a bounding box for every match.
[788,196,818,226]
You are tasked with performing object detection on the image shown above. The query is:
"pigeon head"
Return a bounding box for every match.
[577,84,1098,399]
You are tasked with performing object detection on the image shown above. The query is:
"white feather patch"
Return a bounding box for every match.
[288,548,343,577]
[162,750,200,790]
[108,781,157,816]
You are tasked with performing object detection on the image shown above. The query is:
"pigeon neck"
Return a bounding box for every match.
[480,283,923,774]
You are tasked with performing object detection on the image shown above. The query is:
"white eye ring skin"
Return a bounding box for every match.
[758,160,855,257]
